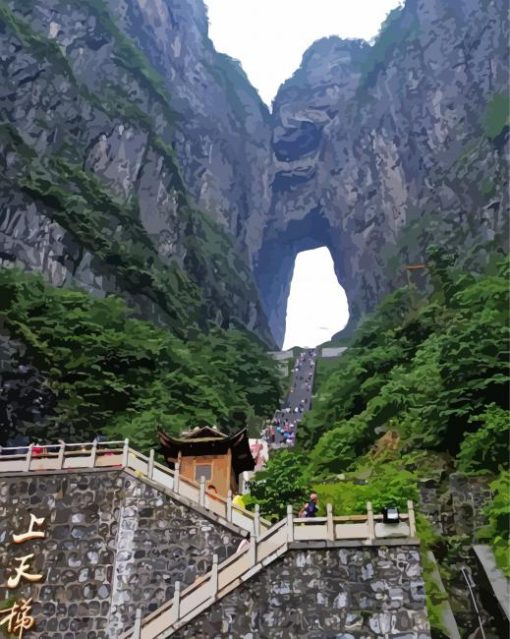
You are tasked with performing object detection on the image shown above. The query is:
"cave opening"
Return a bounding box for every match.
[282,247,349,350]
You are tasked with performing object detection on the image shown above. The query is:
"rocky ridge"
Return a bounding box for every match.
[0,0,508,348]
[255,0,509,345]
[0,0,273,342]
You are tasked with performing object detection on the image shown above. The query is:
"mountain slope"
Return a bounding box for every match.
[0,0,273,342]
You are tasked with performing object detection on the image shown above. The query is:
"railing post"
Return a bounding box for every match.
[226,489,233,522]
[168,580,181,626]
[407,500,417,537]
[326,503,334,541]
[57,442,65,469]
[174,462,180,493]
[249,536,257,565]
[254,504,260,540]
[122,439,129,468]
[210,554,219,598]
[367,501,375,541]
[89,440,97,468]
[148,449,155,480]
[25,444,33,472]
[133,608,142,639]
[199,475,206,507]
[286,504,294,542]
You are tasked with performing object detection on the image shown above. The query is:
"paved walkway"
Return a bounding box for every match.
[264,349,317,449]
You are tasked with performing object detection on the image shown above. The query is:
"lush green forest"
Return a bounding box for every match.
[0,268,281,449]
[249,250,509,631]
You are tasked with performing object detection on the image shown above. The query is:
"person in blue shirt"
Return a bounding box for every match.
[299,492,319,518]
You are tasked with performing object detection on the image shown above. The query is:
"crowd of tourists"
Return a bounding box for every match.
[262,349,316,449]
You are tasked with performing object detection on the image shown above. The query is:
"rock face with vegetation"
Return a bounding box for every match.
[1,0,508,348]
[0,0,273,343]
[255,0,509,345]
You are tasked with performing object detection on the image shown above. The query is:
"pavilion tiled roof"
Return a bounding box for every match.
[158,426,255,475]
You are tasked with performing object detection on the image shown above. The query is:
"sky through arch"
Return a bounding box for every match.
[204,0,402,347]
[283,248,349,350]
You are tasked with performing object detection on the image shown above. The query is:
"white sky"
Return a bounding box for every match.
[205,0,403,105]
[283,248,349,349]
[204,0,402,349]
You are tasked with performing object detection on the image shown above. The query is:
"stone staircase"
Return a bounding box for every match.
[0,441,419,639]
[121,503,418,638]
[0,440,269,536]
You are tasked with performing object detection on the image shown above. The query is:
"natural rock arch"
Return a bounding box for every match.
[253,205,354,348]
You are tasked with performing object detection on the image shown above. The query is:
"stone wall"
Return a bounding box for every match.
[449,473,493,538]
[418,471,500,638]
[173,545,431,639]
[0,470,241,638]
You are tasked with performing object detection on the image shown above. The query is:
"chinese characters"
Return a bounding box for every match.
[0,599,35,638]
[1,513,46,638]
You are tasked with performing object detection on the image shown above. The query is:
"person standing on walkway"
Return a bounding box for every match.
[299,492,319,518]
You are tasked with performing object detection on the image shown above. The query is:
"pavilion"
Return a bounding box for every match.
[158,426,255,498]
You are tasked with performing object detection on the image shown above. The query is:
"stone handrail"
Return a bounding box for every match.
[0,440,270,535]
[122,501,418,639]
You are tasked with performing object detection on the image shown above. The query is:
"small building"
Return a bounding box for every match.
[158,426,255,498]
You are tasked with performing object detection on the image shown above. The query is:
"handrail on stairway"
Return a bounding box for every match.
[121,499,418,639]
[0,439,271,533]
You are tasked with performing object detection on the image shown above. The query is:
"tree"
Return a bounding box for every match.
[249,450,308,519]
[483,471,510,577]
[457,405,510,473]
[0,268,281,449]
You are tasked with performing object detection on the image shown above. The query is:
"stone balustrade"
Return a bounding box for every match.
[122,502,418,638]
[0,440,269,536]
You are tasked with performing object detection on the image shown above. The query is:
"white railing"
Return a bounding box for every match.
[0,440,270,535]
[121,501,418,639]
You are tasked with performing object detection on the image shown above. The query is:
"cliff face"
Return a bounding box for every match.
[254,0,509,345]
[0,0,508,348]
[0,0,273,342]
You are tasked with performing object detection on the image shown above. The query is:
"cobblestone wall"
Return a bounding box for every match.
[108,476,241,636]
[0,471,241,639]
[173,545,431,639]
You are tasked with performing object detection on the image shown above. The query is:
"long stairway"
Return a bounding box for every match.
[121,502,418,638]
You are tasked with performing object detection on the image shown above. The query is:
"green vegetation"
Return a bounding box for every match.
[484,92,510,139]
[457,405,509,474]
[248,450,308,519]
[483,471,510,576]
[312,355,346,395]
[357,6,418,92]
[249,250,509,631]
[300,251,509,467]
[0,268,281,449]
[312,458,420,515]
